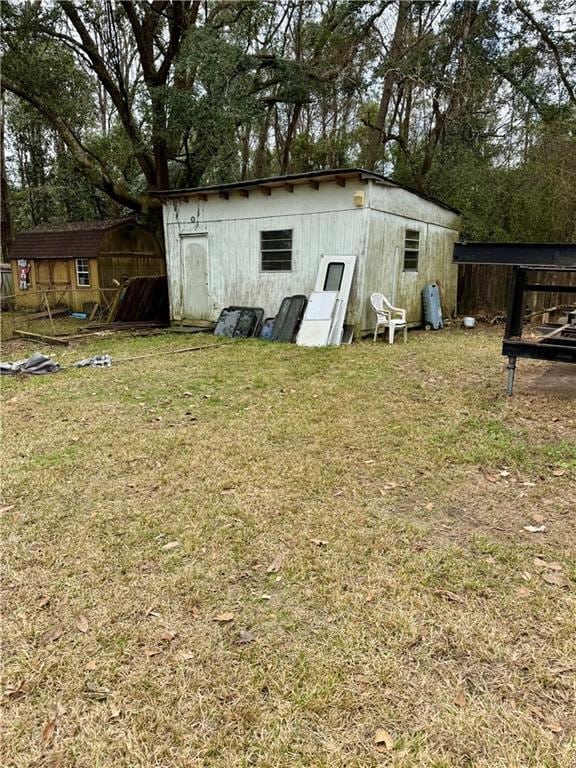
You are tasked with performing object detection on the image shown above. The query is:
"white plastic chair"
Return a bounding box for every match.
[370,293,408,344]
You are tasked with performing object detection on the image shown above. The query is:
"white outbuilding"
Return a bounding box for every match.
[155,168,460,336]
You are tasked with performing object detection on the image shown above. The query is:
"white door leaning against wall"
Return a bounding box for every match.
[180,234,210,320]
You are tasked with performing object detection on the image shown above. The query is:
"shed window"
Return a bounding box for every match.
[261,229,292,271]
[323,262,345,291]
[403,229,420,271]
[76,258,90,286]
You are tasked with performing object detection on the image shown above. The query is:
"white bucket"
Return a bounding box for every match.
[462,316,476,328]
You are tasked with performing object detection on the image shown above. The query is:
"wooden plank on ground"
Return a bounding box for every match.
[14,330,70,346]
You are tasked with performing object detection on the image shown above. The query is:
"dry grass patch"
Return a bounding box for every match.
[1,328,575,767]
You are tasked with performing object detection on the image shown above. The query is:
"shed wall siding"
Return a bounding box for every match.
[162,179,459,328]
[164,183,368,322]
[10,257,101,312]
[362,192,459,328]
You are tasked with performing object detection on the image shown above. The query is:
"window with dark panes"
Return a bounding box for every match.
[261,229,292,271]
[403,229,420,271]
[323,262,345,291]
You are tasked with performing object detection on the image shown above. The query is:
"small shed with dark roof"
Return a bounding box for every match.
[8,219,164,312]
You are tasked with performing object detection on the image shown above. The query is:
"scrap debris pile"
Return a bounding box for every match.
[1,352,112,375]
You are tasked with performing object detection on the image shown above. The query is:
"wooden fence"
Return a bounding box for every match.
[457,265,576,317]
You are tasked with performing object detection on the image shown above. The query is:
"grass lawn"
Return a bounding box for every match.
[1,327,575,767]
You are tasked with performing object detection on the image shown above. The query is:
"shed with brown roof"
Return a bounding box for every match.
[8,219,165,312]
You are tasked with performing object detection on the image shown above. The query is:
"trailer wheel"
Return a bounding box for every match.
[424,323,432,331]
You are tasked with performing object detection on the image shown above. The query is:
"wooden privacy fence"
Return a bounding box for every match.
[457,265,576,317]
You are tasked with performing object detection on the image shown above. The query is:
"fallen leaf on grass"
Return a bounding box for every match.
[549,665,574,676]
[523,525,547,533]
[0,505,15,514]
[551,469,566,477]
[310,539,328,547]
[85,659,97,671]
[454,690,466,707]
[40,624,64,645]
[237,630,256,645]
[108,706,122,722]
[542,572,569,588]
[214,612,234,623]
[41,718,57,743]
[374,728,394,752]
[75,614,89,633]
[266,554,284,573]
[83,682,110,700]
[534,557,562,571]
[159,630,177,643]
[425,502,434,511]
[545,720,563,733]
[4,680,25,701]
[145,606,161,618]
[515,587,532,598]
[161,540,180,551]
[499,470,511,478]
[37,595,51,609]
[434,589,465,604]
[530,512,545,523]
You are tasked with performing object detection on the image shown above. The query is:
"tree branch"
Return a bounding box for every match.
[1,75,158,213]
[515,1,575,106]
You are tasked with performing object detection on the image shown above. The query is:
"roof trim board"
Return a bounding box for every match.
[152,167,460,214]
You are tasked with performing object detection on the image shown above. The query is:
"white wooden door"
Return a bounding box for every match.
[180,235,210,320]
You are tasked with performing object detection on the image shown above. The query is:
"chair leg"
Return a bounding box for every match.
[404,325,408,343]
[373,325,378,342]
[389,325,395,344]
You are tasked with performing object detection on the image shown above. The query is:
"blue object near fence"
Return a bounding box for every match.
[422,283,443,330]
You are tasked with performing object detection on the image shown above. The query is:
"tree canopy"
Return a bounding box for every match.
[1,0,575,242]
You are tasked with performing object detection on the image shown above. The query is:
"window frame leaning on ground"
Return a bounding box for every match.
[403,229,420,272]
[260,229,293,272]
[75,258,90,287]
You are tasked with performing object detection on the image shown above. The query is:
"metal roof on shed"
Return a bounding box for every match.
[152,167,460,214]
[8,219,139,261]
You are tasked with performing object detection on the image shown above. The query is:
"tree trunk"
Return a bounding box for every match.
[364,0,410,169]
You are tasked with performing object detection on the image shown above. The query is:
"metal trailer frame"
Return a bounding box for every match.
[453,243,576,395]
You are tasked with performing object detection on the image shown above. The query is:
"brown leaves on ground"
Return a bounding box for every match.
[214,612,234,623]
[533,557,562,571]
[433,589,465,604]
[41,718,57,744]
[40,624,64,645]
[374,728,394,752]
[542,572,570,588]
[266,553,284,573]
[454,690,466,707]
[75,613,89,633]
[4,679,25,701]
[41,704,65,744]
[161,540,180,551]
